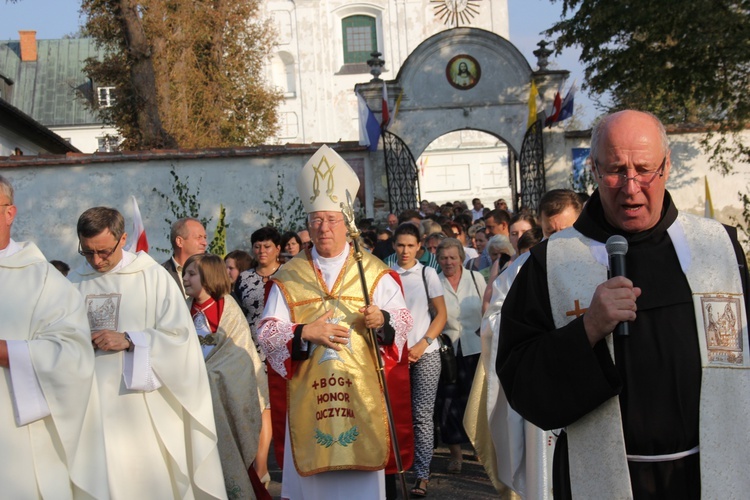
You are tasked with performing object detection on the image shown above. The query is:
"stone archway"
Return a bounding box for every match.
[356,27,567,214]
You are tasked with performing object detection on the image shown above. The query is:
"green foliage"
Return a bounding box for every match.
[256,172,306,232]
[152,167,213,254]
[547,0,750,128]
[208,204,229,257]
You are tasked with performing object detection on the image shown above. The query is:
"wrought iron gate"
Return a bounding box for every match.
[382,130,420,214]
[517,119,546,213]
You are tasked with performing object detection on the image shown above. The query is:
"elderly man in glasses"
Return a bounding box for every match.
[258,145,413,500]
[0,176,108,498]
[497,110,750,498]
[68,206,226,499]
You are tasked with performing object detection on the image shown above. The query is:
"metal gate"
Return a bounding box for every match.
[382,130,420,214]
[517,119,546,213]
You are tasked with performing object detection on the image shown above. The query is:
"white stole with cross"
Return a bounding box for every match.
[546,213,750,499]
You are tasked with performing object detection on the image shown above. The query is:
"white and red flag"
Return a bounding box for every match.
[124,195,149,253]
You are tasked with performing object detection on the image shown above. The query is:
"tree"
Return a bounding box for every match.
[546,1,750,129]
[547,1,750,248]
[81,0,282,150]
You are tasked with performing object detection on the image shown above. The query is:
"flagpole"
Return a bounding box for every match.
[340,191,409,500]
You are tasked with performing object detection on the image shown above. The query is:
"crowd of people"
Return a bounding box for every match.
[2,110,749,500]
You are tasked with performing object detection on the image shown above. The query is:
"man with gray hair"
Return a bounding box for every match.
[498,110,750,497]
[0,175,108,498]
[68,206,225,499]
[162,216,208,294]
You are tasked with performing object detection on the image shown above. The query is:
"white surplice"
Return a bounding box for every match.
[69,250,226,500]
[0,240,108,499]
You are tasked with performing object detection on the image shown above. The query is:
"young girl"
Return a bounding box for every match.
[390,223,448,497]
[183,254,269,499]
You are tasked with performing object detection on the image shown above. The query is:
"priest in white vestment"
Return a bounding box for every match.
[68,206,226,500]
[0,175,108,499]
[257,146,413,500]
[478,190,581,499]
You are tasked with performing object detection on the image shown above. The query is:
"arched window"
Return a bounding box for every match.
[342,15,377,65]
[271,51,296,97]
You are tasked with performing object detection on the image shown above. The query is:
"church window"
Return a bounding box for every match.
[342,15,377,64]
[97,87,116,108]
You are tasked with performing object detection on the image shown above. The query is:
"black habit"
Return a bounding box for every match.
[496,190,749,499]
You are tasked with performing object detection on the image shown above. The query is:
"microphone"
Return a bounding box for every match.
[605,235,630,337]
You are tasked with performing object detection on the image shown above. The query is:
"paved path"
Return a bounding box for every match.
[265,444,517,499]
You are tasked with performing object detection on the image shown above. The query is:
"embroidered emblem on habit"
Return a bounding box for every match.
[86,294,121,331]
[314,426,359,448]
[311,156,337,204]
[310,321,354,364]
[701,295,744,365]
[565,299,588,318]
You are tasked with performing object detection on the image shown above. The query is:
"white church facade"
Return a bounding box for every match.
[262,0,519,207]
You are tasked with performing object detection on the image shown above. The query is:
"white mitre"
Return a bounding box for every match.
[297,145,360,214]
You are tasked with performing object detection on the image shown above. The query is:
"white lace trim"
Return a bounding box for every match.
[258,317,294,378]
[387,307,413,360]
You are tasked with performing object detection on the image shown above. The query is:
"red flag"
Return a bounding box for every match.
[125,195,149,253]
[545,91,562,127]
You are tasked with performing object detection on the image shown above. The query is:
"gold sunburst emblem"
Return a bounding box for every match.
[431,0,482,27]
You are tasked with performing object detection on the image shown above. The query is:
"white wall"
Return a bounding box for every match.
[1,147,373,266]
[50,124,120,153]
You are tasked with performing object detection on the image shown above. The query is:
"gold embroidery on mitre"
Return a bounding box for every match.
[310,156,338,204]
[700,294,744,365]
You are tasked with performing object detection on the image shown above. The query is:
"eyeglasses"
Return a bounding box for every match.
[594,157,666,189]
[308,217,344,228]
[78,237,121,260]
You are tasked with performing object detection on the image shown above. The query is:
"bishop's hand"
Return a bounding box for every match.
[302,309,350,350]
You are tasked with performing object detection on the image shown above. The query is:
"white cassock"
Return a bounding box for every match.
[69,250,227,500]
[0,240,108,499]
[259,245,409,500]
[482,251,556,499]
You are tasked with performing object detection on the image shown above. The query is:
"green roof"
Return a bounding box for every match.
[0,37,105,127]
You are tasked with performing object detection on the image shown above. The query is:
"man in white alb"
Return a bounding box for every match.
[68,206,226,499]
[0,175,108,499]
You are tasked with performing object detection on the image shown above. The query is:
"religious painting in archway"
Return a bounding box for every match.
[446,54,480,90]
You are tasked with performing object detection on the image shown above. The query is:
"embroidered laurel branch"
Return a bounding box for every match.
[314,426,359,448]
[314,428,335,447]
[337,426,359,447]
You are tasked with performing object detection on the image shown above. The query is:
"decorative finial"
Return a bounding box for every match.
[367,51,385,82]
[533,40,553,71]
[341,190,360,239]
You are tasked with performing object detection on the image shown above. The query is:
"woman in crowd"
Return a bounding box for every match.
[224,249,254,286]
[235,226,282,488]
[436,238,486,474]
[280,231,302,260]
[465,227,488,271]
[183,254,268,499]
[390,223,447,497]
[508,212,537,257]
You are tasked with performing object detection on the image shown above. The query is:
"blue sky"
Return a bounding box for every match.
[0,0,599,126]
